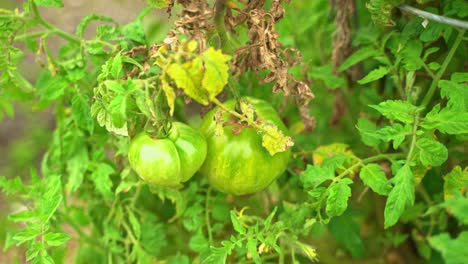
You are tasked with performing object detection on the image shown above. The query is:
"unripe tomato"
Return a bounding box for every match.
[128,122,207,187]
[200,97,291,195]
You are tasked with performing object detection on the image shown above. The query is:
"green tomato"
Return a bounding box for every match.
[200,97,291,195]
[128,122,207,187]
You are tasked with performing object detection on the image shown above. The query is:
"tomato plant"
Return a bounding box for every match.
[0,0,467,263]
[200,97,291,195]
[129,122,207,187]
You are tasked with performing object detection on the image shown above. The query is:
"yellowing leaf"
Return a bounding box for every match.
[239,100,255,121]
[261,123,294,156]
[161,79,176,116]
[313,143,358,177]
[167,59,207,104]
[443,166,468,201]
[201,48,231,101]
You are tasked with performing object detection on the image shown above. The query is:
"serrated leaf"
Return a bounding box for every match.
[128,210,141,239]
[34,0,63,7]
[36,72,68,101]
[71,92,94,132]
[39,175,63,223]
[429,232,468,264]
[360,164,391,195]
[12,224,42,245]
[44,232,71,246]
[358,66,389,84]
[66,146,89,193]
[356,118,381,147]
[376,123,411,149]
[416,138,448,166]
[443,166,468,201]
[111,53,123,79]
[443,197,468,225]
[201,47,231,101]
[300,165,334,189]
[261,123,294,155]
[247,232,261,264]
[326,178,353,217]
[370,100,420,123]
[26,242,41,261]
[91,163,115,200]
[384,165,415,228]
[8,210,35,223]
[328,211,365,257]
[167,59,206,104]
[203,246,230,264]
[161,79,176,116]
[230,211,246,235]
[422,105,468,134]
[339,46,379,72]
[439,80,467,111]
[189,232,209,252]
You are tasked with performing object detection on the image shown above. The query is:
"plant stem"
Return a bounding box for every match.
[420,29,465,108]
[405,113,420,163]
[398,5,468,30]
[205,187,214,243]
[30,2,81,45]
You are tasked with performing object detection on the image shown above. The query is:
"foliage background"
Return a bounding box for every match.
[1,0,467,263]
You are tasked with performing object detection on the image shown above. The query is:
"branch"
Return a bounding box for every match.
[398,4,468,30]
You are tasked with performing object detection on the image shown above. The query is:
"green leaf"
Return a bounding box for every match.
[38,175,63,223]
[90,163,115,200]
[128,210,141,239]
[384,165,415,229]
[376,123,411,149]
[370,100,420,123]
[26,242,42,261]
[140,215,167,256]
[358,66,389,84]
[0,176,26,195]
[66,146,89,193]
[422,105,468,134]
[328,211,365,258]
[359,164,391,195]
[443,166,468,200]
[400,39,423,71]
[230,211,246,235]
[439,80,467,111]
[300,164,335,189]
[416,138,448,166]
[309,64,347,89]
[12,223,42,245]
[201,48,231,101]
[356,118,381,147]
[71,92,94,132]
[36,72,69,101]
[247,231,261,264]
[339,46,379,72]
[443,197,468,225]
[8,210,35,223]
[451,72,468,83]
[326,178,353,217]
[146,0,170,8]
[44,232,71,246]
[430,232,468,264]
[203,246,231,264]
[189,232,209,252]
[111,53,123,79]
[34,0,64,7]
